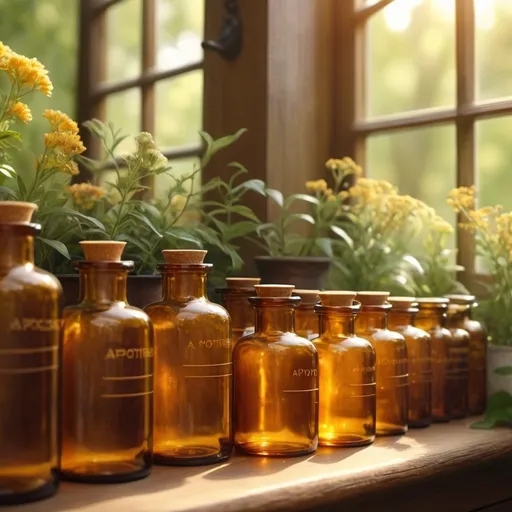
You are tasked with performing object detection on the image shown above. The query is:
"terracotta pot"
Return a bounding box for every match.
[57,274,162,310]
[254,256,331,290]
[487,344,512,397]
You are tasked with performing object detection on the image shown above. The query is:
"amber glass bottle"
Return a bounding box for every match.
[312,292,376,446]
[293,289,320,340]
[0,202,61,504]
[415,298,452,422]
[233,284,318,456]
[60,241,153,483]
[388,297,432,428]
[446,294,487,415]
[445,297,471,419]
[355,292,408,436]
[217,277,260,343]
[145,250,232,465]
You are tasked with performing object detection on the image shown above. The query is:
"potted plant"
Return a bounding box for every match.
[448,185,512,428]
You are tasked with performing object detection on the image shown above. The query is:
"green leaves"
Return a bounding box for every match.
[39,238,71,259]
[495,366,512,376]
[200,128,247,169]
[471,390,512,430]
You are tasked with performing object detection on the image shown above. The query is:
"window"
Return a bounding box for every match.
[338,0,512,279]
[77,0,204,199]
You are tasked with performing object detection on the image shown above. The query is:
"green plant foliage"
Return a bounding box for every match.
[471,390,512,430]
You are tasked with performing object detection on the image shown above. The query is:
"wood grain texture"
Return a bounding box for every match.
[10,419,512,512]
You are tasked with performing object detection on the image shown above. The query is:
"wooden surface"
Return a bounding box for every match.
[12,419,512,512]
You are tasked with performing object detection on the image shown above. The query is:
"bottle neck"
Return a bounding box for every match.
[415,310,446,330]
[80,268,128,303]
[163,270,207,300]
[387,311,413,331]
[255,306,295,334]
[0,234,34,267]
[447,310,469,329]
[356,310,387,333]
[319,312,354,337]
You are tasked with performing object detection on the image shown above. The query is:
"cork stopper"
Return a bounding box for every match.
[416,297,449,305]
[388,296,416,310]
[0,201,38,224]
[80,241,126,261]
[445,294,476,305]
[162,249,207,265]
[254,284,295,298]
[226,277,261,289]
[293,289,320,305]
[318,291,356,307]
[356,291,390,306]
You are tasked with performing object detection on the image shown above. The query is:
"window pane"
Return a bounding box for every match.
[366,124,456,227]
[107,0,142,82]
[156,0,204,71]
[105,88,141,155]
[476,116,512,211]
[476,0,512,102]
[366,0,455,118]
[154,70,203,149]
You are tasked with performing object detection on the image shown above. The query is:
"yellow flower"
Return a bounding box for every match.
[0,42,11,60]
[7,101,32,123]
[171,194,187,209]
[305,179,328,192]
[43,109,79,134]
[432,216,453,234]
[447,186,476,212]
[44,132,86,156]
[325,157,363,178]
[67,183,105,210]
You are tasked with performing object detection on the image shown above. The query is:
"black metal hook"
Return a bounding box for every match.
[202,0,243,61]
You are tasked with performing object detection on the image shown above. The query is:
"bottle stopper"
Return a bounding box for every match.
[293,289,320,305]
[226,277,261,289]
[162,249,207,265]
[416,297,449,306]
[254,284,295,298]
[80,241,126,262]
[388,296,416,310]
[445,294,476,305]
[318,291,356,307]
[356,291,390,306]
[0,201,38,224]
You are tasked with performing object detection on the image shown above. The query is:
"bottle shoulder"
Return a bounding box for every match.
[234,331,317,352]
[0,265,62,293]
[145,297,229,318]
[401,325,431,341]
[449,327,471,341]
[368,328,405,343]
[64,302,151,326]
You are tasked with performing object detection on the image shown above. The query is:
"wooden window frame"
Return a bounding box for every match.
[336,0,512,288]
[76,0,204,184]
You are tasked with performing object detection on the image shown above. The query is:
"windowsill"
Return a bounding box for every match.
[18,419,512,512]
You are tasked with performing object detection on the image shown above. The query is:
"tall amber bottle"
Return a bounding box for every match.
[145,250,232,465]
[294,289,320,340]
[233,285,318,456]
[445,297,471,419]
[446,294,487,415]
[415,298,452,422]
[355,292,408,436]
[217,277,260,343]
[60,241,153,482]
[312,292,376,446]
[0,202,61,504]
[388,297,432,428]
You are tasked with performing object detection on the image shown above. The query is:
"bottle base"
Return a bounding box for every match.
[319,434,375,447]
[0,477,58,505]
[154,445,232,466]
[59,462,150,484]
[408,419,433,428]
[450,412,467,420]
[376,423,407,436]
[235,441,317,457]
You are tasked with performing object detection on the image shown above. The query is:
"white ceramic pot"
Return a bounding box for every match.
[487,344,512,397]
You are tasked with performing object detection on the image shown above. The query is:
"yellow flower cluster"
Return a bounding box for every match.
[7,101,32,123]
[306,179,328,192]
[325,157,363,177]
[447,186,476,212]
[43,109,79,134]
[67,183,105,210]
[0,42,53,97]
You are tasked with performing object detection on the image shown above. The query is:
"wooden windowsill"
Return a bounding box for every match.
[13,419,512,512]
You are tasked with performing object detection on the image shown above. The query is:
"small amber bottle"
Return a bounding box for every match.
[415,298,452,422]
[0,202,61,504]
[313,291,376,446]
[445,297,471,419]
[388,297,432,428]
[446,294,487,415]
[293,289,320,340]
[60,241,153,483]
[145,250,232,465]
[355,292,408,436]
[233,284,318,456]
[217,277,261,343]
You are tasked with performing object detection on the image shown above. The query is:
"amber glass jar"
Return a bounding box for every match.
[233,284,318,456]
[217,277,260,343]
[0,202,61,504]
[145,250,232,465]
[60,241,153,483]
[355,292,408,436]
[293,289,320,340]
[446,294,486,415]
[445,297,471,419]
[388,297,432,428]
[415,298,452,422]
[313,292,376,446]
